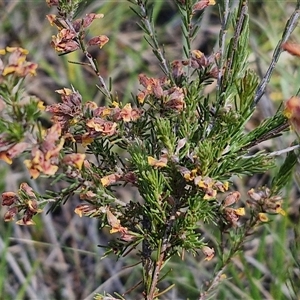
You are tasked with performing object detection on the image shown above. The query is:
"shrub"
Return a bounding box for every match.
[1,0,300,299]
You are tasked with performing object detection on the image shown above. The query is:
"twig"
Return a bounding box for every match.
[253,5,300,106]
[240,122,290,151]
[146,205,177,299]
[226,2,248,77]
[199,267,226,300]
[135,0,171,78]
[268,144,300,157]
[217,0,230,92]
[64,19,112,99]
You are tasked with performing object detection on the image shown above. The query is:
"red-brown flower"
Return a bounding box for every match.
[86,117,117,136]
[1,47,37,77]
[2,192,19,206]
[24,123,64,179]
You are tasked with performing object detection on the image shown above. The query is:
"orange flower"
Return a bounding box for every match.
[119,103,141,122]
[1,47,37,77]
[195,176,213,189]
[51,29,79,53]
[284,96,300,133]
[276,206,286,216]
[148,155,168,168]
[138,74,165,99]
[2,183,42,225]
[0,151,13,164]
[81,134,94,146]
[0,142,28,164]
[191,50,204,59]
[74,204,98,218]
[24,151,59,179]
[164,87,185,112]
[282,42,300,57]
[185,169,198,181]
[201,246,215,261]
[214,181,229,192]
[177,166,196,181]
[106,208,128,234]
[24,124,64,178]
[193,0,216,11]
[87,35,109,49]
[224,207,241,227]
[82,13,104,28]
[86,118,117,136]
[203,189,217,200]
[63,153,86,170]
[137,90,148,104]
[6,47,28,54]
[80,190,97,200]
[101,173,122,187]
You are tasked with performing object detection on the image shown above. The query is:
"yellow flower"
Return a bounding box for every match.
[258,213,268,222]
[148,156,168,168]
[234,207,245,216]
[201,246,215,261]
[6,47,28,54]
[100,173,121,187]
[276,207,286,216]
[37,101,46,111]
[192,50,204,59]
[0,152,12,164]
[106,208,128,234]
[63,153,86,170]
[82,135,94,147]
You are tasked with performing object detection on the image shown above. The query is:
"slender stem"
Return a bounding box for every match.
[267,144,300,157]
[135,0,172,80]
[199,218,257,300]
[216,0,230,93]
[83,51,111,98]
[199,266,226,300]
[64,19,112,99]
[253,6,300,106]
[240,122,289,151]
[225,2,247,80]
[144,204,177,299]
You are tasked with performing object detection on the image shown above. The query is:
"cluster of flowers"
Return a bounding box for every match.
[2,183,42,225]
[0,47,40,165]
[0,0,290,262]
[46,0,109,54]
[0,47,37,78]
[46,88,142,142]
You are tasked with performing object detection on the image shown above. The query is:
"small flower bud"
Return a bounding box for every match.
[201,246,215,261]
[223,191,241,207]
[193,0,216,12]
[248,188,262,201]
[4,207,18,222]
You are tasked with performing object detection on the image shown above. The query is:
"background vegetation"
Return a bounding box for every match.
[0,0,300,299]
